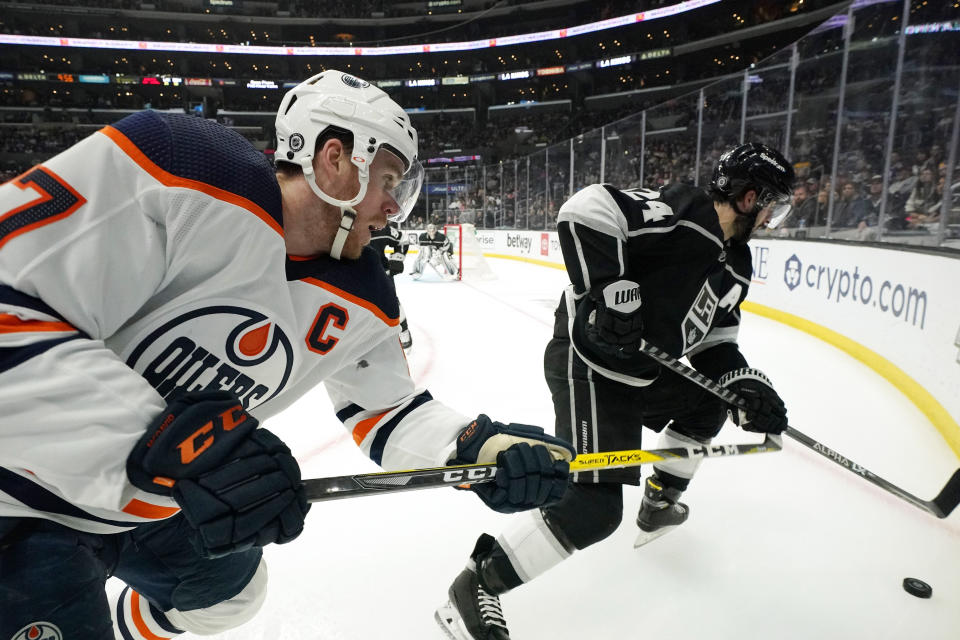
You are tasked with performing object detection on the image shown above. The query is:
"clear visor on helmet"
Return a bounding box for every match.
[384,158,424,223]
[758,191,793,229]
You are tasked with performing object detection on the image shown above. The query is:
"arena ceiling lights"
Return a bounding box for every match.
[0,0,720,57]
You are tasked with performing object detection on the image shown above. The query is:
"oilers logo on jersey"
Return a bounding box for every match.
[9,622,62,640]
[124,306,294,409]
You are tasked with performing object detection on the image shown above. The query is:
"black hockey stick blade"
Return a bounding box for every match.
[785,427,959,519]
[635,339,960,520]
[931,468,960,518]
[303,435,780,503]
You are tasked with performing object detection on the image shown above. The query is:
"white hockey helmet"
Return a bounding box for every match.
[275,70,423,229]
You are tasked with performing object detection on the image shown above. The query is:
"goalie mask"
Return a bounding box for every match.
[275,71,423,258]
[711,142,796,232]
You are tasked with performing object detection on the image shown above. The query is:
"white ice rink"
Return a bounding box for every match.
[198,255,960,640]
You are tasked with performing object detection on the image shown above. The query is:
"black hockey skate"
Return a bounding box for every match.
[634,475,688,548]
[435,535,511,640]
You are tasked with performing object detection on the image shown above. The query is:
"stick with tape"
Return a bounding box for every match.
[303,435,781,502]
[633,339,960,520]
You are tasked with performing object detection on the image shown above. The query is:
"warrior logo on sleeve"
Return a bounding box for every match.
[124,306,294,409]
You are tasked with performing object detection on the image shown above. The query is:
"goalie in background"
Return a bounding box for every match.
[370,221,413,349]
[435,143,795,640]
[411,223,459,279]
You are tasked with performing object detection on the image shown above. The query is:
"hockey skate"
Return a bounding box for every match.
[436,536,511,640]
[634,475,688,548]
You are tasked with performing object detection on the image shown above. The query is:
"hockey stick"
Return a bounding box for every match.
[303,435,781,502]
[635,340,960,519]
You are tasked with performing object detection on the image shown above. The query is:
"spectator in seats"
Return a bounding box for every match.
[832,181,868,228]
[864,174,884,225]
[804,188,829,227]
[905,166,940,224]
[884,163,915,230]
[787,185,809,229]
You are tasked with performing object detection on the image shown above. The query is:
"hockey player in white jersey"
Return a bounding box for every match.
[411,223,459,278]
[435,143,795,640]
[0,70,573,639]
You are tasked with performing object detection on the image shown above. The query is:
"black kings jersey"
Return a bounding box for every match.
[369,224,408,270]
[557,182,751,381]
[418,231,451,252]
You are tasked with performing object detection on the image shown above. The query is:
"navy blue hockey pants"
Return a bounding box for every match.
[0,514,261,639]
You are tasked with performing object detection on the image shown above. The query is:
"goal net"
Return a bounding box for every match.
[444,223,496,281]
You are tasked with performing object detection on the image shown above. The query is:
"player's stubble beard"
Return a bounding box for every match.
[730,211,757,244]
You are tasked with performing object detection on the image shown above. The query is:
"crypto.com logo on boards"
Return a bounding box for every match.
[781,253,928,330]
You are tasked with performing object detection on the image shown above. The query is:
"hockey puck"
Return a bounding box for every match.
[902,578,932,599]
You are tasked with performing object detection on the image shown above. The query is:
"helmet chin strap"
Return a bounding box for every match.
[300,156,370,260]
[329,207,356,260]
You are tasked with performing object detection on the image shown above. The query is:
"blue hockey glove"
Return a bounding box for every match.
[719,368,788,434]
[127,391,310,557]
[449,415,574,514]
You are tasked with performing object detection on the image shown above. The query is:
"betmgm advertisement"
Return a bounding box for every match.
[748,239,960,451]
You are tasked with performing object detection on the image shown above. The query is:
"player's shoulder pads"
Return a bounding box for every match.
[110,111,283,229]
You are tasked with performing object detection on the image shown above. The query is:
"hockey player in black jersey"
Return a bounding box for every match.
[411,223,459,278]
[370,221,413,348]
[435,142,796,640]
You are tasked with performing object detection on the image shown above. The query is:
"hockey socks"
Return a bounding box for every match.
[112,586,182,640]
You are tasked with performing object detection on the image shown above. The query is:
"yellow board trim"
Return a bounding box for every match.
[483,252,566,269]
[742,301,960,460]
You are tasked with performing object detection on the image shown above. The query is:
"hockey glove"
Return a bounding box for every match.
[583,280,644,357]
[126,391,310,558]
[387,252,406,275]
[449,415,575,514]
[719,368,788,434]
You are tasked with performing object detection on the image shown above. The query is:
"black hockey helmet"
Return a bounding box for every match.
[710,142,796,228]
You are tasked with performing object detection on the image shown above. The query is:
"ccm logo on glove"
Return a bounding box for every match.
[145,403,250,468]
[127,390,310,557]
[128,391,261,494]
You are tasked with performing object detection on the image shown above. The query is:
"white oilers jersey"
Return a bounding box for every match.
[0,111,468,534]
[557,182,752,382]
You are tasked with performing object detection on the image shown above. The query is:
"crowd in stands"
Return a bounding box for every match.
[1,0,955,242]
[2,92,954,239]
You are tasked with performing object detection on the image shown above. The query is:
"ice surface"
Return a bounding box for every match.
[140,256,960,640]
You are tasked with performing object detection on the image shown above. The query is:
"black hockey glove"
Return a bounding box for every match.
[582,279,644,358]
[449,415,575,514]
[127,391,310,558]
[387,252,405,275]
[719,368,788,434]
